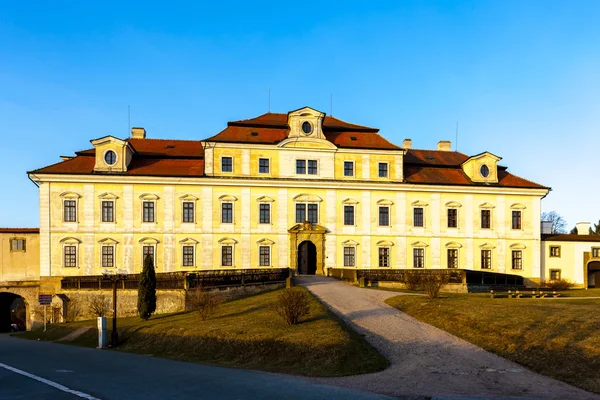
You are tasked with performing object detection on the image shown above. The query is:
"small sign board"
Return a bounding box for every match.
[38,294,52,305]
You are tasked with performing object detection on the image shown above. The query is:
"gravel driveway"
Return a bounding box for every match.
[297,276,599,400]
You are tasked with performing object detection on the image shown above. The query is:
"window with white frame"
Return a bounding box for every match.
[550,246,561,258]
[222,202,233,223]
[379,206,390,226]
[481,249,492,269]
[378,247,390,268]
[512,250,523,270]
[343,247,355,267]
[259,246,270,266]
[64,200,77,222]
[512,210,522,230]
[143,201,155,223]
[344,205,355,226]
[101,200,114,223]
[142,245,155,265]
[343,161,354,177]
[259,203,271,224]
[182,245,194,267]
[182,201,195,223]
[222,246,233,266]
[64,245,77,267]
[296,159,318,175]
[221,156,233,173]
[258,158,270,174]
[413,207,424,227]
[447,249,458,268]
[378,162,388,178]
[593,248,600,258]
[10,238,25,252]
[101,245,114,268]
[413,248,425,268]
[481,209,491,229]
[447,208,458,228]
[295,203,318,223]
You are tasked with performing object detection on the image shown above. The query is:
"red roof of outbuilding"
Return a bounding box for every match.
[0,228,39,234]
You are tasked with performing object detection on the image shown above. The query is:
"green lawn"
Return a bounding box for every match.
[386,293,600,394]
[18,288,389,377]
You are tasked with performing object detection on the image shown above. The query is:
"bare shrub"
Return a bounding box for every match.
[88,294,112,317]
[421,272,450,299]
[403,271,422,291]
[273,288,311,325]
[64,296,83,322]
[541,278,575,291]
[188,289,222,320]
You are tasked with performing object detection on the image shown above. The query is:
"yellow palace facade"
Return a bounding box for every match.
[28,107,549,280]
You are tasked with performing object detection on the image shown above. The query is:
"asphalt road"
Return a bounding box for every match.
[0,334,393,400]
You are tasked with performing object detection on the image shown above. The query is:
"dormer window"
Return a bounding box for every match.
[480,164,490,178]
[104,150,117,166]
[302,121,312,135]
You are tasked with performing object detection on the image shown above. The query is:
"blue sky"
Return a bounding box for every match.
[1,1,599,229]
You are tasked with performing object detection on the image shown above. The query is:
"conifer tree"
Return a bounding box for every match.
[137,254,157,320]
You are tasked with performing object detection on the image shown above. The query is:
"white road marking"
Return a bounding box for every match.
[0,362,100,400]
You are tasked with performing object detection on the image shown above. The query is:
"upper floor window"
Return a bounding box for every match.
[10,239,25,252]
[296,159,318,175]
[182,201,195,223]
[344,161,354,177]
[379,206,390,226]
[592,248,600,258]
[259,203,271,224]
[308,160,317,175]
[481,209,491,229]
[512,250,523,270]
[101,245,114,268]
[550,269,561,280]
[378,163,388,178]
[447,249,458,269]
[102,200,114,223]
[344,205,355,226]
[258,158,270,174]
[296,160,306,174]
[447,209,458,228]
[378,247,390,268]
[413,248,425,268]
[64,245,77,267]
[221,202,233,224]
[481,250,492,269]
[295,203,318,224]
[64,200,77,222]
[143,201,155,223]
[512,211,522,230]
[413,207,424,227]
[550,246,561,258]
[104,150,117,166]
[221,156,233,173]
[344,247,355,267]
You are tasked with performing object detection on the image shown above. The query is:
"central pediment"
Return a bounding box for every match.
[277,107,337,149]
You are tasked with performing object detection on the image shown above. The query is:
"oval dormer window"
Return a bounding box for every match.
[105,150,117,166]
[302,121,312,135]
[480,164,490,178]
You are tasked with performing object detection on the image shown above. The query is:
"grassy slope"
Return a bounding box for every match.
[385,294,600,393]
[19,288,389,377]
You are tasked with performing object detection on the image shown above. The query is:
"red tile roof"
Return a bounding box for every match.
[542,234,600,242]
[0,228,39,234]
[127,138,204,158]
[229,112,378,132]
[404,149,469,166]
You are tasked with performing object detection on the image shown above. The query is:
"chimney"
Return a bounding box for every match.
[437,140,452,151]
[402,139,412,149]
[131,127,146,139]
[541,221,552,235]
[576,222,591,235]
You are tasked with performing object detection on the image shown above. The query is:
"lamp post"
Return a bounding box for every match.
[103,269,127,347]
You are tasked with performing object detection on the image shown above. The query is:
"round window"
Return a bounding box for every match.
[105,150,117,166]
[480,164,490,178]
[301,121,312,135]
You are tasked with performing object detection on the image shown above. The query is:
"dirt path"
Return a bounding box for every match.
[297,276,599,400]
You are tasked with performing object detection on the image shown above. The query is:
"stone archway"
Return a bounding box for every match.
[289,222,327,275]
[0,292,28,332]
[587,261,600,288]
[298,241,317,275]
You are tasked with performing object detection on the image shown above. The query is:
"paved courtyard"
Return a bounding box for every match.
[297,276,599,400]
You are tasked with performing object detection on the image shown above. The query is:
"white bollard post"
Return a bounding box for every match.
[97,317,107,349]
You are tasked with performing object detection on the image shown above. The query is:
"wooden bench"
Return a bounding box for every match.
[491,290,562,299]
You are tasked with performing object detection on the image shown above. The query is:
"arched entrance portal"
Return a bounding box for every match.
[588,261,600,288]
[0,293,27,332]
[298,241,317,275]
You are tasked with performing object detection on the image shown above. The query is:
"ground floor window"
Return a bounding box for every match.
[378,247,390,268]
[64,245,77,267]
[101,246,114,268]
[222,246,233,266]
[481,250,492,269]
[143,245,155,266]
[550,269,561,280]
[183,245,194,267]
[447,249,458,269]
[259,246,270,267]
[511,250,522,270]
[343,247,355,267]
[413,248,425,268]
